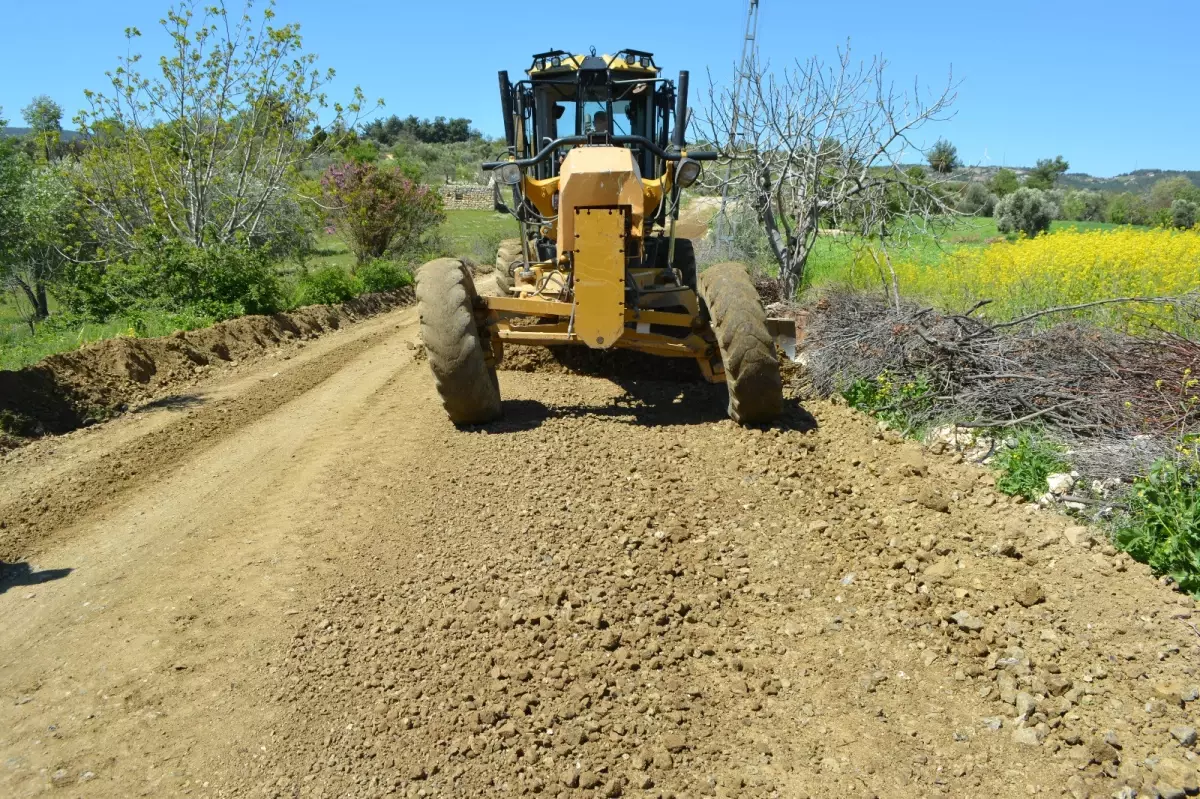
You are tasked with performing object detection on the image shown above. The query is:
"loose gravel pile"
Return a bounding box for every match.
[241,372,1200,799]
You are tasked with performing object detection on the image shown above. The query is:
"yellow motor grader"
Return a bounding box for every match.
[417,48,790,425]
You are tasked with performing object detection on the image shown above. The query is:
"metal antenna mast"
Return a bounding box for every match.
[714,0,760,250]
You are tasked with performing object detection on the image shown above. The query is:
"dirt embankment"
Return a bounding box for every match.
[0,289,414,445]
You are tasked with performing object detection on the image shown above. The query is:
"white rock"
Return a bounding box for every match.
[1046,473,1075,495]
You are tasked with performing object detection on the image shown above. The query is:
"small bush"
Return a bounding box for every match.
[355,260,413,293]
[1115,455,1200,596]
[320,161,445,263]
[995,188,1054,237]
[958,182,996,217]
[843,371,932,434]
[1061,190,1106,222]
[1171,199,1198,230]
[992,430,1070,501]
[294,267,362,307]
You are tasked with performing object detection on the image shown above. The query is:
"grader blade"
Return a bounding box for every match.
[766,317,799,361]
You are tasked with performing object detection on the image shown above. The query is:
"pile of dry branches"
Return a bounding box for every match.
[803,290,1200,478]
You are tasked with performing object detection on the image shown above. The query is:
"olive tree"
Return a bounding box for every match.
[75,0,375,257]
[704,45,959,301]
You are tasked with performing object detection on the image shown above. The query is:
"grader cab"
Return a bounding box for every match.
[416,49,788,425]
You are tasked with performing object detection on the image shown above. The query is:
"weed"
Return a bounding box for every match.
[1114,453,1200,596]
[843,371,933,435]
[992,430,1070,501]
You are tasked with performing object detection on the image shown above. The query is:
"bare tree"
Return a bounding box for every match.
[703,45,960,303]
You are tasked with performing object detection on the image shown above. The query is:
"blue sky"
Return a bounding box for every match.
[1,0,1196,177]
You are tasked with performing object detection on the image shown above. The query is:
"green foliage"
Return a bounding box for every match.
[1148,176,1200,212]
[989,168,1020,198]
[0,306,216,372]
[75,0,368,258]
[1025,156,1070,190]
[927,139,960,174]
[1115,456,1200,596]
[958,182,996,217]
[20,95,64,162]
[59,240,283,321]
[355,259,413,293]
[1171,199,1198,230]
[842,371,933,433]
[1106,192,1150,225]
[995,188,1054,237]
[294,266,362,306]
[992,430,1070,501]
[1061,190,1106,222]
[362,115,481,146]
[320,161,445,263]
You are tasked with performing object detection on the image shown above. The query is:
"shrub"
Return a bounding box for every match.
[992,430,1070,501]
[1107,192,1150,225]
[320,162,445,264]
[1171,199,1198,230]
[294,266,362,307]
[958,182,996,217]
[1061,190,1106,222]
[355,259,413,293]
[70,240,284,321]
[1115,456,1200,596]
[995,188,1053,237]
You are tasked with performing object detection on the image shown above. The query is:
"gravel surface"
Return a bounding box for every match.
[2,305,1198,798]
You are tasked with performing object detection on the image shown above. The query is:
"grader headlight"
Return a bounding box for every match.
[497,163,523,186]
[675,157,702,189]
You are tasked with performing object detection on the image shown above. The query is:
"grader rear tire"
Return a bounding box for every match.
[698,262,784,425]
[416,258,502,425]
[495,238,522,295]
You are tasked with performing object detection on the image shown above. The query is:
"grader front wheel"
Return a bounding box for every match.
[416,258,502,425]
[698,262,784,425]
[494,238,522,295]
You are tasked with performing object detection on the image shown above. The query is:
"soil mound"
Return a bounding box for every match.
[0,288,413,445]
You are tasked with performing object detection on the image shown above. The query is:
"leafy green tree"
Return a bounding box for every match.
[988,168,1020,197]
[75,0,373,258]
[1107,192,1149,225]
[1024,156,1069,190]
[1148,176,1200,212]
[362,115,480,146]
[1060,190,1106,222]
[20,95,64,162]
[0,155,76,321]
[994,188,1053,237]
[926,139,960,174]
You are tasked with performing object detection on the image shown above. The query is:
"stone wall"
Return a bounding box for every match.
[439,183,494,211]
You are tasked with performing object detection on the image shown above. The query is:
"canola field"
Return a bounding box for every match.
[843,226,1200,331]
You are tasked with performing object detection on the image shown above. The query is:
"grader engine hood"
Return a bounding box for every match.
[557,147,645,349]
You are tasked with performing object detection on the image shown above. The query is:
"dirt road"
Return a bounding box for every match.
[3,304,1199,799]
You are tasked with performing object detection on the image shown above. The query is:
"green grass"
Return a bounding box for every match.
[1,308,216,372]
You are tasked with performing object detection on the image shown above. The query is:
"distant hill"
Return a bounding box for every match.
[946,164,1200,192]
[0,127,85,142]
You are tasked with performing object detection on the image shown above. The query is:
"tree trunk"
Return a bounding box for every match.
[34,282,49,320]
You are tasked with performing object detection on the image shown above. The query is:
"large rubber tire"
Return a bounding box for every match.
[698,262,784,425]
[673,238,697,292]
[495,239,522,295]
[416,258,502,425]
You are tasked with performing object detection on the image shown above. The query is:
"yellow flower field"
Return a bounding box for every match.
[861,227,1200,331]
